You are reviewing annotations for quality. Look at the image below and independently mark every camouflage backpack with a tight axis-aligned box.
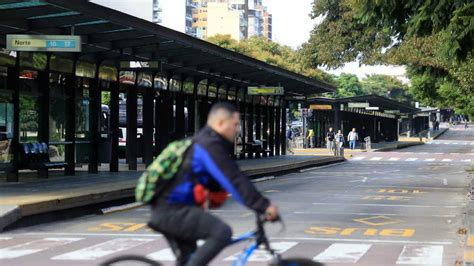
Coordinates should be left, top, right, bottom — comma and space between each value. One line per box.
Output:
135, 138, 192, 204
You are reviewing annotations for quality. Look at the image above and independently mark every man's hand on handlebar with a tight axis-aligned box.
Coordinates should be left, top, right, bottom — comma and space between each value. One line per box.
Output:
265, 204, 279, 222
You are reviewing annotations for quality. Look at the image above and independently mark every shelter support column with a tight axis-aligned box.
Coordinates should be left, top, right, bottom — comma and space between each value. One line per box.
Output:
175, 83, 185, 139
268, 103, 275, 157
6, 61, 20, 182
126, 81, 138, 170
65, 70, 76, 176
281, 100, 287, 155
275, 101, 281, 156
255, 99, 261, 158
247, 98, 254, 158
109, 79, 119, 172
88, 64, 100, 174
143, 86, 154, 166
334, 102, 341, 131
262, 97, 269, 157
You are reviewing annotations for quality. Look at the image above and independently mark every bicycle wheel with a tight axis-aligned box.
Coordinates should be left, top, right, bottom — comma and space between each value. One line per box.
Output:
278, 258, 324, 266
100, 255, 161, 266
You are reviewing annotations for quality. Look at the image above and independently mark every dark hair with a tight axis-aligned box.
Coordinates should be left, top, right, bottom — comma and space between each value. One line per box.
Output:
209, 102, 238, 115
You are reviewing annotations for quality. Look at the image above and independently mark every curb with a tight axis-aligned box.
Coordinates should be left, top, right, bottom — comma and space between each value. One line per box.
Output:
429, 127, 449, 140
0, 157, 345, 232
0, 205, 21, 232
371, 141, 424, 152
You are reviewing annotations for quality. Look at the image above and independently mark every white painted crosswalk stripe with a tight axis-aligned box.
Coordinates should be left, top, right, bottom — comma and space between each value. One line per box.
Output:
424, 158, 436, 162
370, 157, 382, 161
396, 245, 443, 265
388, 157, 400, 161
353, 156, 365, 160
313, 243, 371, 263
405, 158, 418, 161
0, 238, 82, 259
51, 238, 153, 261
441, 159, 452, 162
461, 159, 472, 162
224, 242, 297, 262
147, 248, 176, 261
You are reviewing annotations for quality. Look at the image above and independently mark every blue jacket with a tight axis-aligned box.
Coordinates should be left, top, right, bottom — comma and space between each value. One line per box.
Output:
155, 126, 270, 213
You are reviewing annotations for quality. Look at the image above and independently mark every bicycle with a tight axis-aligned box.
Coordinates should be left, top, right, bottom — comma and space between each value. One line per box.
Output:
100, 214, 323, 266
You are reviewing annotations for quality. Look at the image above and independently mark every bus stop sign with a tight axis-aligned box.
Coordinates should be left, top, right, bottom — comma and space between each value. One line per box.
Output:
6, 34, 82, 52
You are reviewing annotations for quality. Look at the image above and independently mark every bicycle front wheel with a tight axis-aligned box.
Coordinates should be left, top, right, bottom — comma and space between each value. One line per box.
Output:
100, 255, 161, 266
278, 258, 324, 266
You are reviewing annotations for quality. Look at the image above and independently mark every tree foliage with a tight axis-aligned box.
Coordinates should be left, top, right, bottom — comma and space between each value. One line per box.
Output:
333, 73, 413, 103
206, 34, 336, 85
305, 0, 474, 116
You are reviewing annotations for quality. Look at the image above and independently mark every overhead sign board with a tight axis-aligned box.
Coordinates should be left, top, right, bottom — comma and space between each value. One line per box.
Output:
248, 86, 284, 96
285, 95, 306, 101
384, 110, 400, 114
310, 104, 332, 110
6, 34, 82, 52
365, 106, 380, 110
348, 102, 370, 108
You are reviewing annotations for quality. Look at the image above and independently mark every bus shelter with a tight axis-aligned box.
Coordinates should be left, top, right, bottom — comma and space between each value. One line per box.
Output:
306, 95, 420, 147
0, 0, 334, 181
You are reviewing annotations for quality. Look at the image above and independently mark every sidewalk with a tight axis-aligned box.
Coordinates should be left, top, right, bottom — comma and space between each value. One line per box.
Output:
0, 155, 344, 232
293, 141, 423, 157
293, 128, 449, 157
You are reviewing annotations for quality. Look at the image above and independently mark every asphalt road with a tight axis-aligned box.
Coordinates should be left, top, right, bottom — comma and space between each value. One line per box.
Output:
1, 125, 473, 266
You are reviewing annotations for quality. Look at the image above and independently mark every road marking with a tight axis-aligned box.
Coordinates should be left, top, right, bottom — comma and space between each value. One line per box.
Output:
405, 158, 418, 161
25, 232, 163, 238
354, 216, 402, 226
147, 248, 176, 261
396, 245, 443, 265
353, 156, 365, 160
0, 238, 82, 259
369, 157, 382, 161
441, 159, 452, 162
434, 152, 444, 154
312, 203, 459, 208
294, 211, 455, 218
0, 237, 12, 241
424, 158, 436, 162
443, 178, 448, 186
224, 242, 297, 261
449, 153, 460, 155
313, 243, 371, 263
462, 159, 472, 162
52, 238, 153, 260
388, 157, 400, 161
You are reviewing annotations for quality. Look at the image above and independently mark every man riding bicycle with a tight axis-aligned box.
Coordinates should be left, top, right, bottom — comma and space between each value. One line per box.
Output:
148, 102, 279, 266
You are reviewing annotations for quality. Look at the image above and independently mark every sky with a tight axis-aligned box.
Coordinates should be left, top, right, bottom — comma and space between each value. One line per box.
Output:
91, 0, 406, 80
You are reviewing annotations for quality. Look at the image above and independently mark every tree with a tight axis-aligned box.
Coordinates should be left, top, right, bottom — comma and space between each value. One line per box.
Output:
304, 0, 474, 116
335, 73, 364, 98
361, 74, 413, 104
206, 34, 337, 86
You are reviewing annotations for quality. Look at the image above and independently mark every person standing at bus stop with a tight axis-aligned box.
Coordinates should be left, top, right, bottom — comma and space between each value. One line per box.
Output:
347, 128, 359, 150
286, 125, 294, 154
326, 127, 335, 153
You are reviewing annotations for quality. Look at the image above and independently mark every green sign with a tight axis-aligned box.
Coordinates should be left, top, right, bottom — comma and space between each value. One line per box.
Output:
6, 34, 82, 52
248, 86, 284, 95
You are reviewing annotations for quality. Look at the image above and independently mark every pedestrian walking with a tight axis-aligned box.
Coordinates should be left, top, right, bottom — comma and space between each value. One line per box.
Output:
347, 128, 358, 150
335, 130, 344, 156
326, 127, 335, 153
286, 125, 294, 154
307, 129, 315, 148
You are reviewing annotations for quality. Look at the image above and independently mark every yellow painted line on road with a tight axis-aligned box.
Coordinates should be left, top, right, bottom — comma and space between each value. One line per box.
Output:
465, 250, 474, 262
468, 235, 474, 246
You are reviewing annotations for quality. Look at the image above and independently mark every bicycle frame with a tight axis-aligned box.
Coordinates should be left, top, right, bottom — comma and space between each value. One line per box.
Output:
228, 217, 280, 266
